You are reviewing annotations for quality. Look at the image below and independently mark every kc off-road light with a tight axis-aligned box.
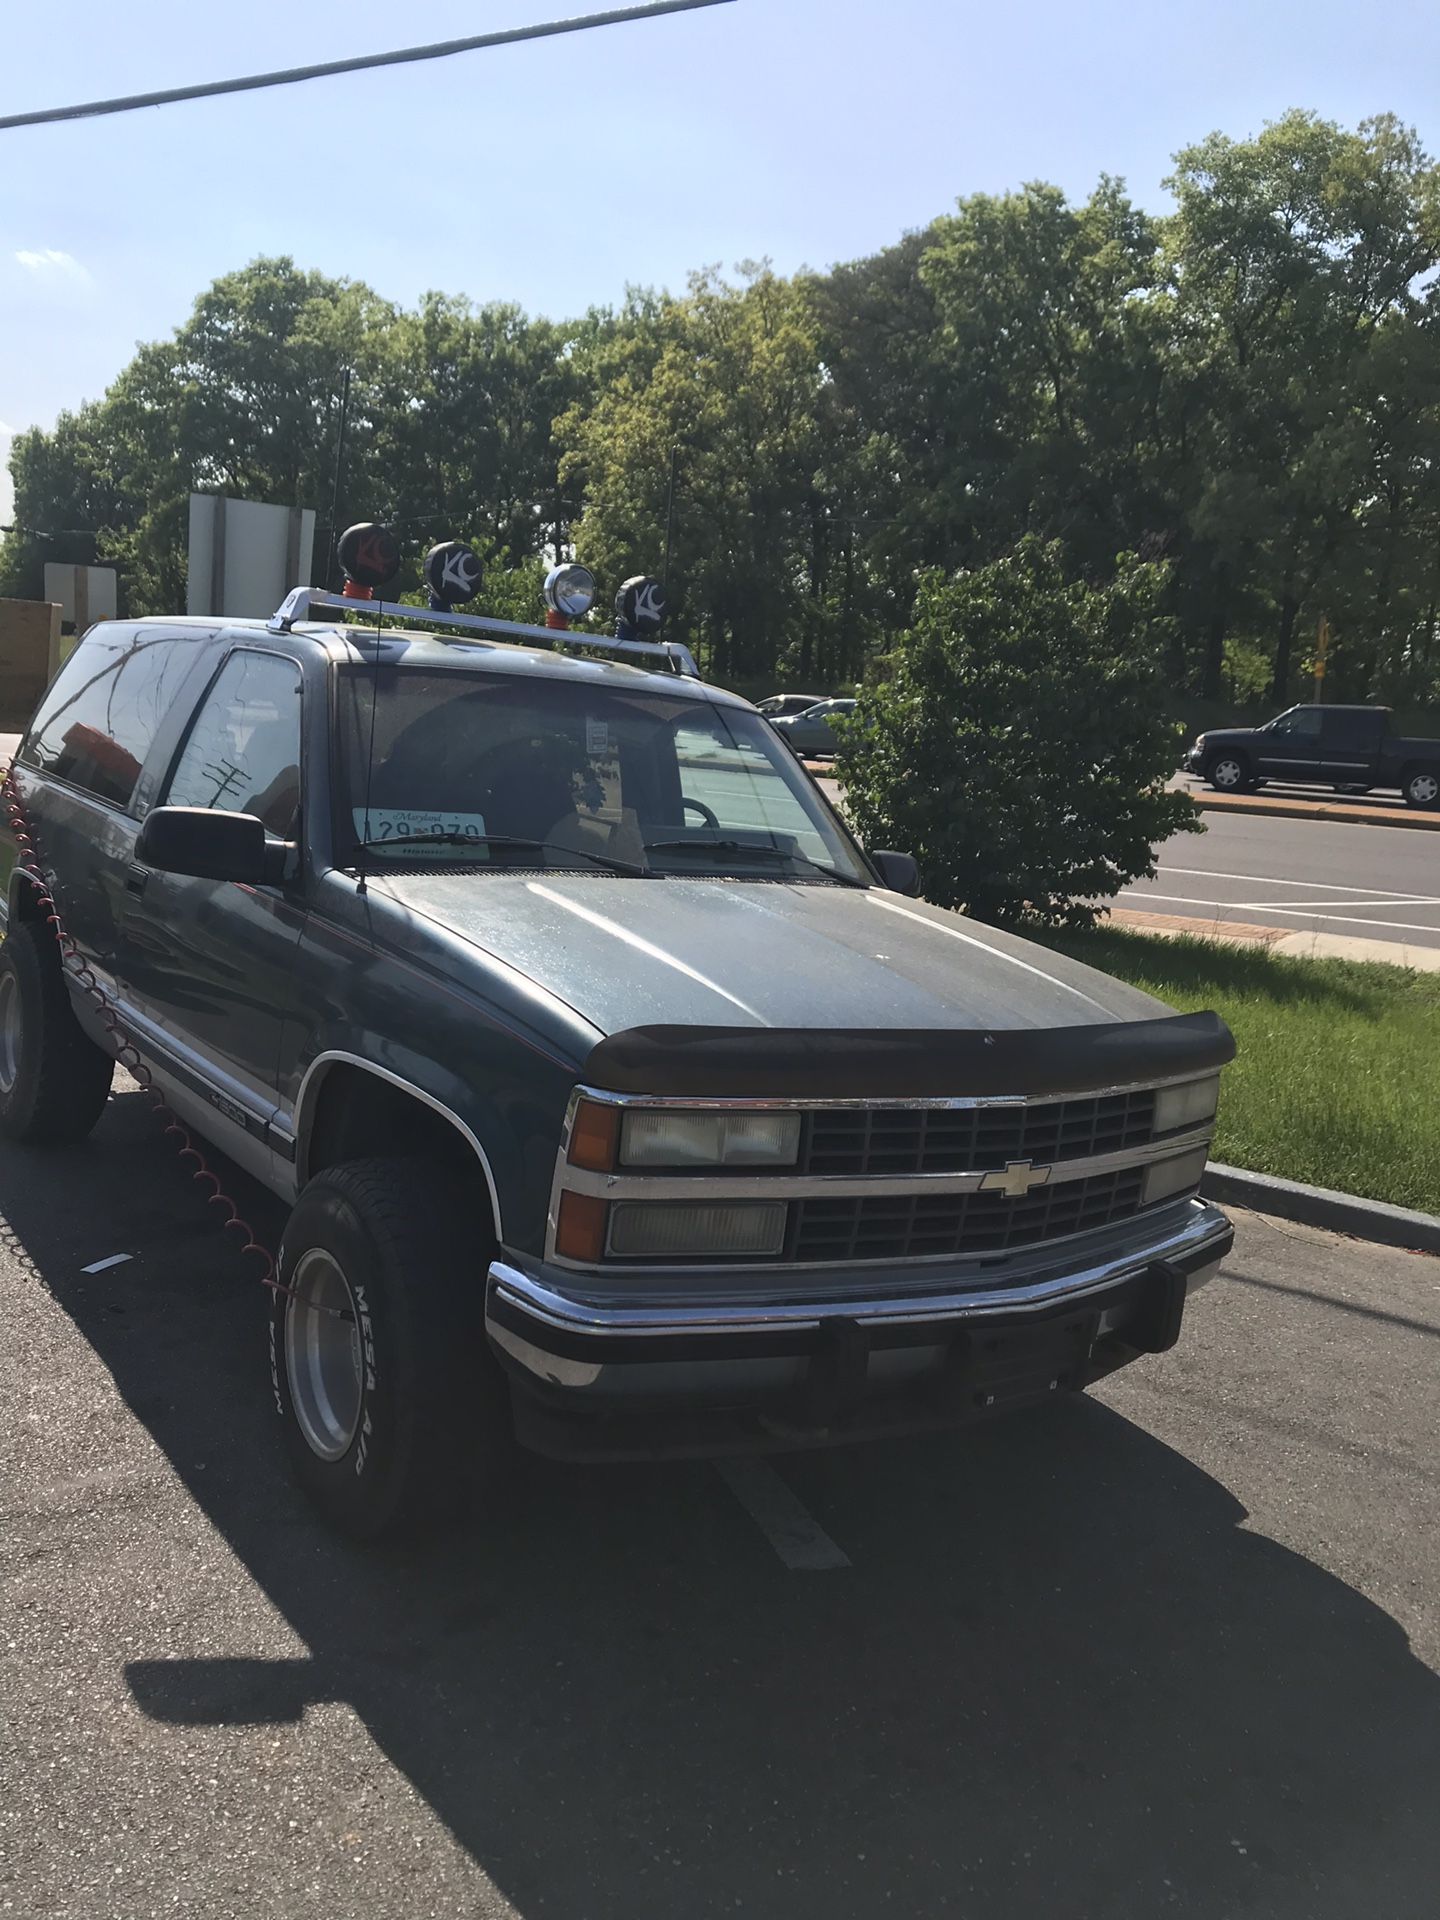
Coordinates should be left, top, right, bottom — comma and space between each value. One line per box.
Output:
619, 1108, 802, 1169
424, 540, 483, 611
616, 575, 668, 634
1153, 1076, 1220, 1135
544, 564, 597, 620
337, 521, 401, 598
1141, 1146, 1209, 1208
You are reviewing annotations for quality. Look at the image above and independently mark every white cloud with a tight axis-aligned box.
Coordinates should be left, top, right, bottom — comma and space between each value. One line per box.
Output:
14, 247, 90, 283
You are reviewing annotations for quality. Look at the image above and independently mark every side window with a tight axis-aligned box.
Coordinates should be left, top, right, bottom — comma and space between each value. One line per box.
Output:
22, 626, 191, 808
672, 712, 835, 862
1323, 710, 1382, 753
164, 652, 302, 837
1274, 706, 1322, 739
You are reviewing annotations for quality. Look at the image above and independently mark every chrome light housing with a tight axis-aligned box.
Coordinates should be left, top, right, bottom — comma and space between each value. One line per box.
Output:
620, 1109, 802, 1169
544, 563, 597, 618
1154, 1076, 1220, 1135
608, 1201, 788, 1260
1141, 1145, 1210, 1208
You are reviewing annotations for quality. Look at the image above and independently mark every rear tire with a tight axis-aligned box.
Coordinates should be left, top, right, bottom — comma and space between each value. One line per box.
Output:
1204, 752, 1253, 794
1402, 767, 1439, 810
270, 1157, 509, 1538
0, 920, 114, 1145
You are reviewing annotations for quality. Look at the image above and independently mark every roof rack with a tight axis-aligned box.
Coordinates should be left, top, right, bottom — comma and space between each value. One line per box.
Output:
267, 587, 701, 679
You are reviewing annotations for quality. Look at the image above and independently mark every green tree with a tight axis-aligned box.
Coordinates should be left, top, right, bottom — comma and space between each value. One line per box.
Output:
369, 294, 580, 571
558, 266, 838, 683
0, 406, 126, 601
1158, 111, 1440, 699
2, 258, 395, 613
835, 541, 1199, 927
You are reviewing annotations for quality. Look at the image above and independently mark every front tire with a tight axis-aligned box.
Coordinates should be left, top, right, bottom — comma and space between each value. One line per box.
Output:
1403, 767, 1439, 810
1204, 751, 1253, 794
270, 1158, 507, 1538
0, 920, 114, 1145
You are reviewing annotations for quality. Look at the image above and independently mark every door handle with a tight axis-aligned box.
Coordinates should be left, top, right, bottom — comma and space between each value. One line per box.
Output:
126, 865, 150, 896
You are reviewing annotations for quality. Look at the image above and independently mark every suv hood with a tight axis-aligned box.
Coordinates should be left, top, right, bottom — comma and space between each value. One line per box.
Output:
377, 872, 1167, 1037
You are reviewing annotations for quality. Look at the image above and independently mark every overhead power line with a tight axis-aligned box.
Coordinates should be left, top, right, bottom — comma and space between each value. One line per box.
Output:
0, 0, 735, 132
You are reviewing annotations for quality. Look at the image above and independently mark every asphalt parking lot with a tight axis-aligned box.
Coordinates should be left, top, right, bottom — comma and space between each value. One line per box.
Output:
4, 1087, 1439, 1919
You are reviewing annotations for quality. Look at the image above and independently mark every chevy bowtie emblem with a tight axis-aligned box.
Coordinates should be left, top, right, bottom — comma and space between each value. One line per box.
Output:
980, 1159, 1052, 1198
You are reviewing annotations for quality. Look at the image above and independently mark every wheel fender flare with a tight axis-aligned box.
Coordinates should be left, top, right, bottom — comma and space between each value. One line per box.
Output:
292, 1052, 506, 1242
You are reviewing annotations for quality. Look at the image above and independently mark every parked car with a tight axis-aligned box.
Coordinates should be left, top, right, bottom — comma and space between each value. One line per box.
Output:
0, 590, 1233, 1537
770, 697, 857, 759
1184, 705, 1440, 808
757, 692, 827, 718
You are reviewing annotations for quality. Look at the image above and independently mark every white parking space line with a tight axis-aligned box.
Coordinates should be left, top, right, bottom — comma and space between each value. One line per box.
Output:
1228, 897, 1439, 911
1158, 865, 1440, 902
1116, 890, 1440, 936
715, 1458, 852, 1571
80, 1253, 133, 1274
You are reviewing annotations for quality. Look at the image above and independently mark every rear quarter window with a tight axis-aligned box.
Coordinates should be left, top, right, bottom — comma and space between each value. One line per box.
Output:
21, 625, 196, 809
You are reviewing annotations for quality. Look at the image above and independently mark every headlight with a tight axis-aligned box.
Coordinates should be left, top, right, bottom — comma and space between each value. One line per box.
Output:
620, 1109, 802, 1168
544, 563, 596, 618
608, 1201, 787, 1259
1141, 1146, 1209, 1207
1153, 1076, 1220, 1135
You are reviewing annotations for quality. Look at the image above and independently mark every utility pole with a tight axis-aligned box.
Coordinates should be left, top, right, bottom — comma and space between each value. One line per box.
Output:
326, 367, 352, 590
1313, 612, 1330, 704
663, 444, 679, 588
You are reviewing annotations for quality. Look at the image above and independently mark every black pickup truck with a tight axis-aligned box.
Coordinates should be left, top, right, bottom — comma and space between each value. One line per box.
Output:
0, 578, 1234, 1537
1184, 705, 1440, 807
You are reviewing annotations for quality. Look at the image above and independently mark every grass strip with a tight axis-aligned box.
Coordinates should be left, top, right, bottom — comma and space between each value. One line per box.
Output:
1036, 927, 1440, 1215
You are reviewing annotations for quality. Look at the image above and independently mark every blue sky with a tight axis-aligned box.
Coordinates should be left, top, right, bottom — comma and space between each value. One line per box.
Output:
3, 0, 1438, 519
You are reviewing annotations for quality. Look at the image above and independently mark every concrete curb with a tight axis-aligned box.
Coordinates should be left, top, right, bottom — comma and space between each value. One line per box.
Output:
1188, 793, 1440, 831
1108, 908, 1440, 972
1202, 1162, 1440, 1256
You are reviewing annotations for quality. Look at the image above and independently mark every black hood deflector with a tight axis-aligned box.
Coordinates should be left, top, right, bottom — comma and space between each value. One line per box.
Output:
583, 1011, 1235, 1101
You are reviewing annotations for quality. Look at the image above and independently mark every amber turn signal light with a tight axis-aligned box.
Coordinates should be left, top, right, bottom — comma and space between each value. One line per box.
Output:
555, 1191, 608, 1263
567, 1099, 620, 1172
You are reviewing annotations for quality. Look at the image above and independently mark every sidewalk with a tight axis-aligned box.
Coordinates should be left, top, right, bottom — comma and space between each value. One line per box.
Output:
1109, 906, 1440, 971
1182, 781, 1440, 831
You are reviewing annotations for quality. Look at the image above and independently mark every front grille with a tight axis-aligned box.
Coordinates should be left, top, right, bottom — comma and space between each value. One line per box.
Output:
790, 1167, 1149, 1263
802, 1090, 1156, 1178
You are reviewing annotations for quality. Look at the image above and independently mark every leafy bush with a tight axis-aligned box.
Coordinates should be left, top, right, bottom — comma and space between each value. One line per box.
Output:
1221, 636, 1272, 704
834, 539, 1201, 927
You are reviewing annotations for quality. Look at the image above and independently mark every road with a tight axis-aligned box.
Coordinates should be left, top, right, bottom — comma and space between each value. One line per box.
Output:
808, 765, 1440, 953
1123, 796, 1440, 952
4, 1087, 1439, 1919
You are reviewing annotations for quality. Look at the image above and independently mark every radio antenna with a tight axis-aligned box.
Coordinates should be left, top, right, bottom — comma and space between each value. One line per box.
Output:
331, 523, 403, 894
356, 608, 384, 898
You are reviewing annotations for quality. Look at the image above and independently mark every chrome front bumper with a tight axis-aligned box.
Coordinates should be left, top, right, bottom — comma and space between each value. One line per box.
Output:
485, 1199, 1233, 1418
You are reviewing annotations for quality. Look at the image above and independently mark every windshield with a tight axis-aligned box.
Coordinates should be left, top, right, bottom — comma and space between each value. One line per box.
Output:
335, 666, 871, 884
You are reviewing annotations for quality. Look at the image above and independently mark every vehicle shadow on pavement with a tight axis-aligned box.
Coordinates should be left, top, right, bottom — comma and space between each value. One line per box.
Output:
8, 1089, 1440, 1919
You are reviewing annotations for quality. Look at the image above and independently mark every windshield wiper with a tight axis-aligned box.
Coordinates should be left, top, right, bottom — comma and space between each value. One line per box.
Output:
358, 831, 654, 877
643, 838, 869, 888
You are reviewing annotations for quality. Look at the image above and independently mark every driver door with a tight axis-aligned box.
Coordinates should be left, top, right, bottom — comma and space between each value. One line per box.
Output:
1254, 706, 1325, 784
119, 647, 307, 1176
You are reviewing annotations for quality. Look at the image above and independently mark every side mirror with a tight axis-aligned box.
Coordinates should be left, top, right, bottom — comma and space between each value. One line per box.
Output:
870, 849, 920, 896
135, 807, 289, 886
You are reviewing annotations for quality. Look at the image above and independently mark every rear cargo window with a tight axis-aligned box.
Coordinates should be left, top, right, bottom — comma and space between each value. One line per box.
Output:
21, 626, 193, 809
